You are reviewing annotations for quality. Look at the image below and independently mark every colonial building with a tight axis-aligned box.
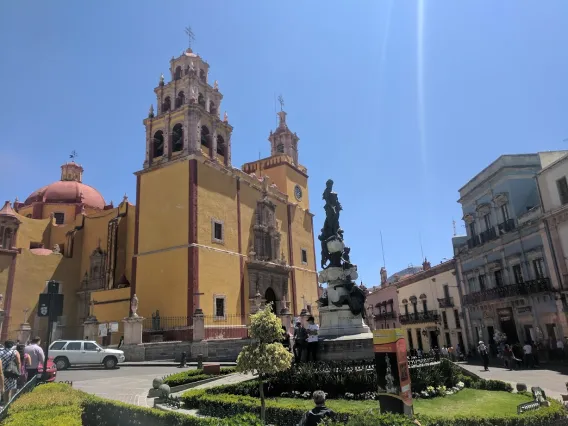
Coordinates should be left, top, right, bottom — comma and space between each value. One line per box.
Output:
536, 153, 568, 343
453, 152, 567, 351
0, 46, 318, 344
367, 268, 400, 331
395, 260, 466, 353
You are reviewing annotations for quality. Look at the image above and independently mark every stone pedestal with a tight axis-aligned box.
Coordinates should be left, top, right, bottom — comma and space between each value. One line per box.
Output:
122, 316, 144, 345
83, 318, 99, 341
17, 323, 32, 344
280, 310, 292, 333
193, 309, 205, 342
318, 305, 371, 338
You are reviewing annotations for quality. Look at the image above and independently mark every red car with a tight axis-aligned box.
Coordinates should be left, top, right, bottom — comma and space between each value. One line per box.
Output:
37, 358, 57, 382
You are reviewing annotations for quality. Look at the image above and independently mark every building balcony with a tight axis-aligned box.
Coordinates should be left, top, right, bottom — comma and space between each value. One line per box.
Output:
462, 277, 553, 306
437, 297, 455, 308
399, 310, 439, 325
479, 227, 498, 244
497, 219, 516, 235
467, 235, 481, 249
374, 311, 396, 321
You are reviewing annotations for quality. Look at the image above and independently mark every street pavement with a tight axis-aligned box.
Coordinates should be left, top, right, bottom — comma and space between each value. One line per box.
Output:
459, 361, 567, 401
57, 366, 188, 407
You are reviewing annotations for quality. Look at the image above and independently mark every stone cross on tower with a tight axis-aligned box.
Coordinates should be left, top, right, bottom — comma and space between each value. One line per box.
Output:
185, 26, 195, 49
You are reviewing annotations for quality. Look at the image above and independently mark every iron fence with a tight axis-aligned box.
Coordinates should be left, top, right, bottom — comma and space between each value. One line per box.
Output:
203, 314, 248, 340
463, 278, 553, 305
399, 310, 440, 325
0, 374, 39, 420
142, 316, 194, 342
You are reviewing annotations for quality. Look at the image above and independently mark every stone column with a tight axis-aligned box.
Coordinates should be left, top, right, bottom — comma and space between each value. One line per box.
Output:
17, 323, 31, 344
193, 308, 205, 342
122, 316, 144, 345
83, 318, 99, 341
280, 310, 292, 334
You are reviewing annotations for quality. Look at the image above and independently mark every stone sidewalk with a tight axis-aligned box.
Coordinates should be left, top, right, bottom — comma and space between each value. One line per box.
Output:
459, 362, 566, 401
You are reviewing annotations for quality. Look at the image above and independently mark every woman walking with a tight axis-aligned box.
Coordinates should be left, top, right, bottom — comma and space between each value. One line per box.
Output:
16, 344, 30, 389
0, 341, 21, 403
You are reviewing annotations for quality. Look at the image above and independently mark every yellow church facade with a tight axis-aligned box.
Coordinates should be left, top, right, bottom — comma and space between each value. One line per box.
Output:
0, 45, 318, 344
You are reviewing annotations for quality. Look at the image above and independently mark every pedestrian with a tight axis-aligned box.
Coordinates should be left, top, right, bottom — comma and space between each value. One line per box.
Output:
0, 340, 21, 403
293, 320, 307, 363
15, 344, 30, 389
117, 336, 124, 349
281, 325, 291, 351
24, 336, 45, 380
297, 390, 335, 426
306, 316, 319, 362
478, 340, 490, 371
503, 344, 513, 370
523, 341, 534, 369
532, 341, 540, 367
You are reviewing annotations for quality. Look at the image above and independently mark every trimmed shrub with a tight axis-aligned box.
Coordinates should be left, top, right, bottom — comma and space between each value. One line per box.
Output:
164, 366, 236, 387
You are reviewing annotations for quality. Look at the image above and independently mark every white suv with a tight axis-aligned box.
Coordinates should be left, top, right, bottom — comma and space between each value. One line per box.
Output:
49, 340, 125, 370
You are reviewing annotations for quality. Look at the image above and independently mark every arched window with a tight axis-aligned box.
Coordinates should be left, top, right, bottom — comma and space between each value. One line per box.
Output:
184, 66, 189, 75
201, 126, 210, 148
198, 93, 205, 107
174, 66, 182, 81
3, 228, 12, 249
175, 91, 185, 108
216, 135, 225, 156
276, 143, 284, 153
199, 69, 206, 82
162, 97, 171, 113
172, 124, 183, 152
209, 101, 217, 115
153, 131, 164, 158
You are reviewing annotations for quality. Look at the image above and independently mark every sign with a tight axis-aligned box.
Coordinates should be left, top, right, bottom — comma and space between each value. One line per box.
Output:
531, 387, 546, 402
109, 322, 119, 333
517, 400, 541, 414
497, 307, 513, 322
373, 329, 413, 416
98, 323, 108, 337
37, 293, 64, 320
517, 306, 532, 315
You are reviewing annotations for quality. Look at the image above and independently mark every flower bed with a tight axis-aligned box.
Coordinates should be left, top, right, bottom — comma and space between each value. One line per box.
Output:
163, 367, 236, 387
2, 382, 261, 426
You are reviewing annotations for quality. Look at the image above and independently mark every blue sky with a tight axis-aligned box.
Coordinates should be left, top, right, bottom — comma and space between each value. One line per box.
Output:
2, 1, 568, 286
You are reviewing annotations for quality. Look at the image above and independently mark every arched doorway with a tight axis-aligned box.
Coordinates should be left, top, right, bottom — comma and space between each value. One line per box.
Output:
265, 288, 277, 312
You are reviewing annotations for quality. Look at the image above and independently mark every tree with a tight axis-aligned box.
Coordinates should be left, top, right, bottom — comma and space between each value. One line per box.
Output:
236, 305, 293, 424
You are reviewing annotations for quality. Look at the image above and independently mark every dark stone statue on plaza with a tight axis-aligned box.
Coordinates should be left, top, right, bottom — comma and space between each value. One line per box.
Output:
316, 179, 366, 317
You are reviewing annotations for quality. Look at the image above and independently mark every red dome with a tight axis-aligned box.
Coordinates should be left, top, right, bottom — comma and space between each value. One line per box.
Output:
24, 181, 106, 209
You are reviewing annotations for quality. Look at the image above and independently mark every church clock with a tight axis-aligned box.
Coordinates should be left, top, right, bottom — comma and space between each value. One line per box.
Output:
294, 184, 303, 201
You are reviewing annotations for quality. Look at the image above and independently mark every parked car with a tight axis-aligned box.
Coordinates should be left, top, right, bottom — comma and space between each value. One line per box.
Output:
37, 357, 57, 382
48, 340, 125, 370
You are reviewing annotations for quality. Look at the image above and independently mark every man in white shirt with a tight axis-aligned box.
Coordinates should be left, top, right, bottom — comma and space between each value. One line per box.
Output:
523, 341, 533, 368
306, 316, 319, 362
24, 336, 45, 379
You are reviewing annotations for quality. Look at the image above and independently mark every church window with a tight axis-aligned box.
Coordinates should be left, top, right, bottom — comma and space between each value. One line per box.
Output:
162, 97, 171, 113
172, 124, 183, 152
2, 228, 12, 249
175, 91, 185, 108
198, 93, 205, 107
209, 101, 217, 115
54, 212, 65, 225
214, 295, 226, 318
216, 135, 225, 156
199, 69, 206, 82
301, 248, 308, 264
174, 66, 182, 81
276, 143, 284, 153
201, 126, 211, 149
212, 219, 224, 243
153, 131, 164, 158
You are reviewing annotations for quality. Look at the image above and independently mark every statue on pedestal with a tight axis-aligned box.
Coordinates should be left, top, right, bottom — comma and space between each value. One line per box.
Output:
316, 179, 367, 318
131, 294, 139, 318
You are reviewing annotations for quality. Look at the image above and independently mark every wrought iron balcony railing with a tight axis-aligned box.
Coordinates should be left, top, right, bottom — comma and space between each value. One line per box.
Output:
480, 227, 498, 244
498, 219, 516, 235
462, 278, 552, 306
399, 310, 439, 325
437, 297, 455, 308
467, 235, 481, 249
374, 311, 396, 321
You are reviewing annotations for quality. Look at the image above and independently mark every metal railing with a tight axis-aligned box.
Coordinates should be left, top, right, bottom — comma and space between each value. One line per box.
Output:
374, 311, 396, 321
0, 375, 39, 420
399, 310, 440, 325
203, 314, 248, 340
463, 277, 553, 305
480, 227, 498, 244
437, 297, 454, 308
498, 218, 516, 234
467, 235, 481, 249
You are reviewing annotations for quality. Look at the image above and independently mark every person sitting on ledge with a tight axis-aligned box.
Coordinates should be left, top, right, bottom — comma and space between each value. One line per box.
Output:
298, 390, 335, 426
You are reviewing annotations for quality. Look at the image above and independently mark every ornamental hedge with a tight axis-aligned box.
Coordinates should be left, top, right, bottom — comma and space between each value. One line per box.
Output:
163, 366, 236, 387
182, 389, 567, 426
2, 383, 261, 426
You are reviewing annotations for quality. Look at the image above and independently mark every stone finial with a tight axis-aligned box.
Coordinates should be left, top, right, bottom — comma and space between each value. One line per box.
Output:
122, 193, 128, 204
159, 73, 165, 86
214, 80, 219, 90
148, 105, 155, 118
223, 111, 228, 123
130, 294, 139, 317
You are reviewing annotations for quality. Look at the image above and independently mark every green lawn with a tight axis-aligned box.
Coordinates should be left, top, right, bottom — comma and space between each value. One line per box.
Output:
261, 389, 532, 416
413, 389, 533, 417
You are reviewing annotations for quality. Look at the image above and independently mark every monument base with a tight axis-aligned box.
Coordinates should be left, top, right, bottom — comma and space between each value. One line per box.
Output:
318, 305, 370, 338
318, 333, 374, 361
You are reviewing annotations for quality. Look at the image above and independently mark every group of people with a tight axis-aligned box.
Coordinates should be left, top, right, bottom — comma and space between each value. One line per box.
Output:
280, 316, 320, 363
477, 339, 545, 371
0, 337, 45, 404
